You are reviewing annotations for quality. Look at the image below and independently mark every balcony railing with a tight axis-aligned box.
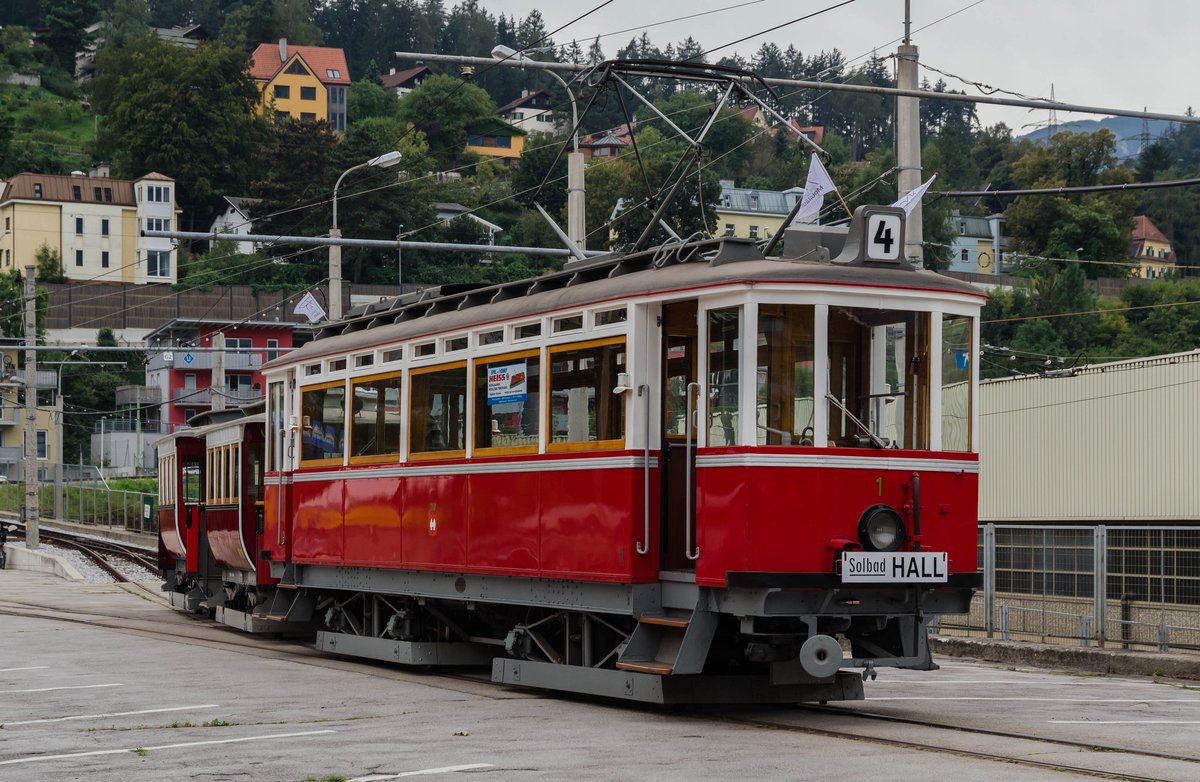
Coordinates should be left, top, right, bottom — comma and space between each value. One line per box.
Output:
146, 352, 263, 371
173, 387, 212, 405
115, 385, 162, 406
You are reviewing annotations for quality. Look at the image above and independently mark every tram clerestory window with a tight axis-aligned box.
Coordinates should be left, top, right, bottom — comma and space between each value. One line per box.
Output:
828, 307, 930, 450
300, 383, 346, 463
549, 339, 626, 448
410, 365, 467, 456
350, 373, 403, 460
756, 304, 815, 446
475, 354, 540, 453
708, 308, 741, 446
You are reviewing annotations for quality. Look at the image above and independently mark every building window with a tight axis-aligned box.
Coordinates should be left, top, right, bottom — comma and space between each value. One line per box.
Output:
350, 373, 403, 461
548, 338, 626, 449
1146, 246, 1153, 257
285, 60, 309, 75
101, 251, 109, 268
959, 221, 966, 235
104, 188, 112, 202
468, 134, 483, 146
301, 382, 346, 464
93, 186, 102, 200
749, 225, 759, 239
329, 86, 345, 104
101, 218, 109, 236
72, 185, 81, 201
300, 112, 317, 122
274, 84, 290, 99
36, 430, 48, 460
961, 249, 969, 262
724, 224, 735, 237
147, 250, 170, 277
266, 339, 279, 362
75, 217, 83, 235
326, 69, 341, 80
300, 86, 316, 100
75, 250, 83, 266
275, 110, 290, 121
750, 193, 759, 210
33, 183, 42, 198
409, 364, 467, 457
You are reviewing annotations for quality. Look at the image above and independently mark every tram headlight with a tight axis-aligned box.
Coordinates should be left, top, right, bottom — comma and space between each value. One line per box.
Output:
858, 505, 906, 552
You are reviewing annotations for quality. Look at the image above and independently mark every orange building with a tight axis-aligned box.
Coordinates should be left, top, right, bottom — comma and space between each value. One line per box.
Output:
249, 38, 350, 131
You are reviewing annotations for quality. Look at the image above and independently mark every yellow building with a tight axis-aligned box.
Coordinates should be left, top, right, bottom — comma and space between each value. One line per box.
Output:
0, 349, 58, 481
250, 39, 349, 132
1130, 215, 1177, 279
465, 118, 526, 166
0, 169, 180, 285
714, 185, 800, 241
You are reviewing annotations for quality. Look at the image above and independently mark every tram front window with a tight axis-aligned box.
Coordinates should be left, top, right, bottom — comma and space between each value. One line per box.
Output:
828, 307, 930, 449
756, 304, 815, 446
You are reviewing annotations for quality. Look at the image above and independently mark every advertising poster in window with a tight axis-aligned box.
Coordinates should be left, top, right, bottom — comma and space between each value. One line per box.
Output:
487, 361, 527, 405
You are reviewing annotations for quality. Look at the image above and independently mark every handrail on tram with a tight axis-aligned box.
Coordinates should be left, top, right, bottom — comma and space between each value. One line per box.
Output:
685, 382, 700, 561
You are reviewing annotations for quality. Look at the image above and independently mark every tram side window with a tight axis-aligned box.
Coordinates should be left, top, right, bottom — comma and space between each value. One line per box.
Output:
756, 304, 815, 446
350, 373, 403, 460
301, 384, 346, 464
708, 308, 740, 447
410, 365, 467, 456
183, 459, 200, 503
549, 339, 626, 448
941, 314, 972, 451
474, 354, 540, 453
268, 381, 285, 472
828, 308, 930, 449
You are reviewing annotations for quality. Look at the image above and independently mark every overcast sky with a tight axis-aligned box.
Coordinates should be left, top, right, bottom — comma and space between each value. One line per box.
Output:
481, 0, 1199, 129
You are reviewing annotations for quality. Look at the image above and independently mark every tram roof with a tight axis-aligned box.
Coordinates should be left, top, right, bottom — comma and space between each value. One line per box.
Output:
273, 235, 985, 369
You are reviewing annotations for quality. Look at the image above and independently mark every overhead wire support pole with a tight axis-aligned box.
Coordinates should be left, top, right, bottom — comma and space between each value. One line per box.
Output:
392, 52, 1200, 125
22, 265, 39, 549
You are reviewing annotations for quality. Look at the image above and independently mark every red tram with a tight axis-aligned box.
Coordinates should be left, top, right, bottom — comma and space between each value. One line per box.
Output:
159, 206, 985, 704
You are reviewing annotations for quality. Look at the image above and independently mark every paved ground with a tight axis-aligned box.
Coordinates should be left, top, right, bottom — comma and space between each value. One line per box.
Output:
3, 570, 1200, 781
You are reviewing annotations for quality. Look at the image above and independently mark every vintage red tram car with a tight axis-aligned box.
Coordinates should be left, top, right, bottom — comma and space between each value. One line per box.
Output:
161, 206, 985, 703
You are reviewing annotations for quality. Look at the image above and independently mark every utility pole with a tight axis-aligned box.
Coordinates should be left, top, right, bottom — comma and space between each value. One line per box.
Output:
211, 332, 226, 412
328, 225, 343, 322
896, 0, 923, 265
22, 265, 39, 549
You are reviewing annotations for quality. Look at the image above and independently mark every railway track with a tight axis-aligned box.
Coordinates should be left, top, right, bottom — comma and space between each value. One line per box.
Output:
5, 521, 158, 583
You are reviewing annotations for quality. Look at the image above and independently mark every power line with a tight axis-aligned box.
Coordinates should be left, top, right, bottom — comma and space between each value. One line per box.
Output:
935, 178, 1200, 199
984, 298, 1200, 325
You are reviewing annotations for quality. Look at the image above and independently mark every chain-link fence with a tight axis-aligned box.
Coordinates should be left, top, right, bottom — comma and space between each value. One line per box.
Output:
937, 524, 1200, 653
0, 479, 156, 533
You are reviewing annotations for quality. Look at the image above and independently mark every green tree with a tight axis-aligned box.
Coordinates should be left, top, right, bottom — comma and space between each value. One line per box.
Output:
397, 73, 496, 166
38, 0, 98, 73
35, 242, 66, 282
90, 37, 267, 227
348, 79, 400, 123
509, 132, 568, 214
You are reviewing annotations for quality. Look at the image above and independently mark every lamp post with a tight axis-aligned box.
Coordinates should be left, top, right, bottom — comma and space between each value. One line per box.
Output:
491, 45, 586, 248
99, 415, 108, 480
330, 150, 402, 321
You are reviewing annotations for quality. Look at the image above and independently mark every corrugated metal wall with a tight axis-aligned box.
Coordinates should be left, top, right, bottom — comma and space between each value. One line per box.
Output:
980, 351, 1200, 522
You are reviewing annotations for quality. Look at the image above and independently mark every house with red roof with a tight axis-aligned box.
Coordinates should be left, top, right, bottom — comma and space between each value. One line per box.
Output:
1130, 215, 1177, 279
381, 65, 431, 99
249, 38, 350, 132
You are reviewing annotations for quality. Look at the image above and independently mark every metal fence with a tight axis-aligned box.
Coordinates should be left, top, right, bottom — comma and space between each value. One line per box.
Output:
0, 479, 156, 533
937, 524, 1200, 653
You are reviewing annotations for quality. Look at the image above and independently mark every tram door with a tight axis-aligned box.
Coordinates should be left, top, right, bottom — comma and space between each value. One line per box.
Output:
660, 300, 698, 571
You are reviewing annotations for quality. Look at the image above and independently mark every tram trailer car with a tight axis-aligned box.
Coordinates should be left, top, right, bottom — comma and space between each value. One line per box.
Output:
165, 205, 985, 704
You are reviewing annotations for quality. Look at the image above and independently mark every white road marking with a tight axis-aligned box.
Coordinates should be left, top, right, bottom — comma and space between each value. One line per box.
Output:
8, 683, 123, 694
0, 666, 50, 673
872, 697, 1200, 702
1050, 720, 1200, 724
3, 704, 221, 727
0, 729, 336, 766
348, 764, 495, 781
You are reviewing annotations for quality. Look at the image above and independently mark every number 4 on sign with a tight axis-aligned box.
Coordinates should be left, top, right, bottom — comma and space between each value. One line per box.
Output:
866, 213, 902, 261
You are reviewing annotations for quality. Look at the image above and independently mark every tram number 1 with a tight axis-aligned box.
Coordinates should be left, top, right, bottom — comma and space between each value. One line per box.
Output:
866, 213, 902, 261
875, 476, 883, 497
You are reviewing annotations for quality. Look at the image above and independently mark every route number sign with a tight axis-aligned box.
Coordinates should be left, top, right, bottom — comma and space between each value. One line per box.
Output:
866, 213, 902, 262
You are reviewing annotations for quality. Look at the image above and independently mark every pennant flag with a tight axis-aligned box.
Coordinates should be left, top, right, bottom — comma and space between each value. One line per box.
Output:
792, 152, 837, 224
892, 172, 938, 216
293, 291, 327, 323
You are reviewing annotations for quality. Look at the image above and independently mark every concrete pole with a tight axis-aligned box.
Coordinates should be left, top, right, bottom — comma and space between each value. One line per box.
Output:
211, 332, 226, 412
135, 384, 142, 475
896, 5, 923, 265
54, 395, 63, 521
329, 227, 343, 321
567, 152, 586, 248
23, 265, 39, 548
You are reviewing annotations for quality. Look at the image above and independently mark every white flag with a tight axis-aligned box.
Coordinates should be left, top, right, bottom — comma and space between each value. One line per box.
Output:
892, 172, 938, 216
792, 152, 837, 224
293, 291, 327, 323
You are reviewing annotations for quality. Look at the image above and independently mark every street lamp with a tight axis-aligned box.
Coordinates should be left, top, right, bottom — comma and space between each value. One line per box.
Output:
491, 45, 586, 248
329, 150, 402, 321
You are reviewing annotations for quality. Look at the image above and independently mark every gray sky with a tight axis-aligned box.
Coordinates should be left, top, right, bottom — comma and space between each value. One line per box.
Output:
482, 0, 1199, 128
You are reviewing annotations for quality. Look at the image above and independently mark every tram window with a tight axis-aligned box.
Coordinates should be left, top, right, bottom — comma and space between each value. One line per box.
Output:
478, 330, 504, 346
247, 447, 263, 502
182, 459, 200, 504
329, 358, 347, 371
941, 314, 972, 451
305, 364, 320, 377
594, 308, 627, 327
549, 339, 626, 449
828, 308, 930, 450
553, 314, 583, 333
514, 322, 541, 340
474, 353, 540, 454
415, 342, 436, 358
350, 373, 403, 460
708, 308, 741, 447
300, 382, 347, 464
354, 353, 374, 368
268, 381, 285, 472
383, 347, 404, 363
409, 364, 467, 456
756, 305, 815, 446
445, 336, 468, 352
